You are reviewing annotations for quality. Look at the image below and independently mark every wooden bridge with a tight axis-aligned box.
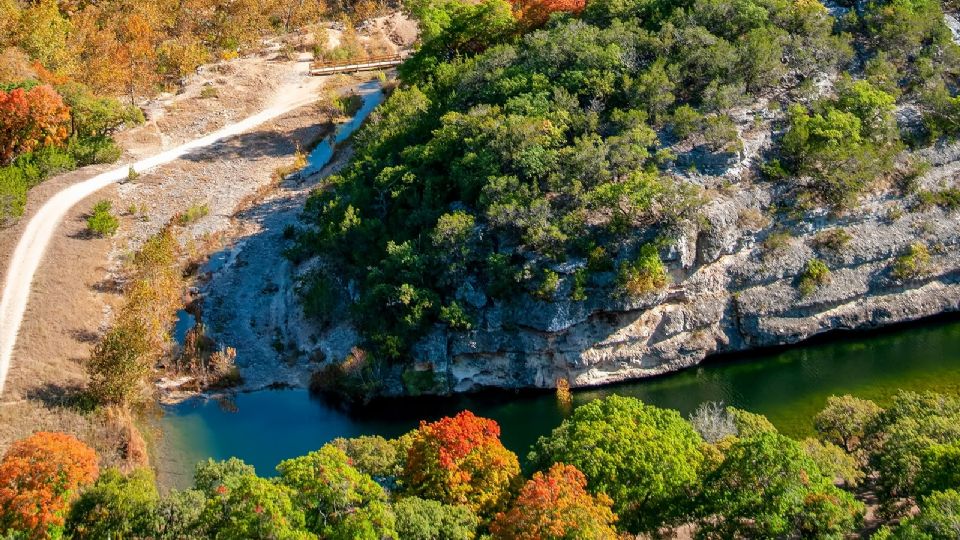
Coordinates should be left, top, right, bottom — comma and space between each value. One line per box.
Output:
310, 54, 404, 76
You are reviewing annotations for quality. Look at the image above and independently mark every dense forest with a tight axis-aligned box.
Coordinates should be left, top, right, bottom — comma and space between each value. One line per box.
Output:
293, 0, 960, 393
3, 391, 960, 538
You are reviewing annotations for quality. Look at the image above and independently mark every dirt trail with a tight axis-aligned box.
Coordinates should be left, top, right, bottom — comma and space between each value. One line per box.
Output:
0, 55, 327, 396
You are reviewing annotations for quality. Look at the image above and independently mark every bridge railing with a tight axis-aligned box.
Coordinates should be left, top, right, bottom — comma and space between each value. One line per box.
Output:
310, 54, 404, 73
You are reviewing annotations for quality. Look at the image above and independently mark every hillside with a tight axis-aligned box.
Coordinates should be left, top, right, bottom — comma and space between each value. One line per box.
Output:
290, 0, 960, 397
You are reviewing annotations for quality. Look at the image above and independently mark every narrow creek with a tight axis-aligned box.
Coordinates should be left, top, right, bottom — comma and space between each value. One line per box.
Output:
158, 315, 960, 488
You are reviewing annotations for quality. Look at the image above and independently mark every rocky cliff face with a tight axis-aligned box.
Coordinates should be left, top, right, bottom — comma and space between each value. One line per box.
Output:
393, 137, 960, 394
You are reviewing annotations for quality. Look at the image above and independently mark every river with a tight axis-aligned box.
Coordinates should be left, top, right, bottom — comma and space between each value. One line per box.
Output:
157, 316, 960, 487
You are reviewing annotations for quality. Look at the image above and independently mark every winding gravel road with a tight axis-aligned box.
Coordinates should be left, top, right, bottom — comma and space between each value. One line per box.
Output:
0, 74, 322, 395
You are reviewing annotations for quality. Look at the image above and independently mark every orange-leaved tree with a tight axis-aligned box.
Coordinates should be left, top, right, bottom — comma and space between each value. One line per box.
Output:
490, 463, 619, 539
510, 0, 586, 29
0, 432, 99, 539
0, 84, 70, 164
402, 410, 519, 517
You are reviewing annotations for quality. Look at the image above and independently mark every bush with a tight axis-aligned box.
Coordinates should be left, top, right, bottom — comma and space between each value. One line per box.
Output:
812, 228, 853, 254
87, 199, 119, 237
617, 243, 668, 298
175, 202, 209, 225
798, 258, 831, 297
892, 242, 932, 280
0, 166, 26, 226
916, 188, 960, 211
66, 136, 122, 166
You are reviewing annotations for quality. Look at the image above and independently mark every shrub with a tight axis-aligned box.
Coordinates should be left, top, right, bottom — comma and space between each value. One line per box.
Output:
811, 228, 853, 254
439, 301, 473, 330
175, 202, 209, 225
0, 166, 26, 226
762, 230, 793, 254
616, 243, 668, 298
798, 258, 831, 297
892, 242, 931, 280
87, 199, 119, 237
533, 269, 559, 301
916, 188, 960, 211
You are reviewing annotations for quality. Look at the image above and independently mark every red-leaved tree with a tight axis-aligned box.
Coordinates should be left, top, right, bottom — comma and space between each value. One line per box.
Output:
510, 0, 586, 29
402, 411, 519, 517
490, 463, 619, 540
0, 84, 70, 164
0, 432, 99, 539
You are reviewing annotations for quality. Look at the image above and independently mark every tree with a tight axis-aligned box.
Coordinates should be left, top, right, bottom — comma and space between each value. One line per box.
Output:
203, 473, 315, 539
86, 318, 153, 406
329, 435, 402, 482
510, 0, 586, 29
0, 432, 98, 539
490, 463, 618, 540
688, 401, 738, 443
867, 391, 960, 502
150, 489, 210, 540
394, 497, 479, 540
814, 395, 883, 452
13, 0, 74, 75
878, 489, 960, 539
801, 438, 864, 488
0, 84, 70, 165
65, 467, 159, 539
194, 457, 258, 496
529, 396, 704, 532
277, 445, 396, 538
402, 411, 520, 517
699, 433, 864, 538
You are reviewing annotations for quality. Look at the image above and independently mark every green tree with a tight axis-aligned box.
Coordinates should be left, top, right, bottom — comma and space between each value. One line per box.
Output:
867, 391, 960, 502
814, 395, 883, 452
151, 489, 210, 540
529, 396, 704, 532
204, 474, 314, 539
394, 497, 479, 540
276, 445, 395, 539
877, 489, 960, 539
66, 468, 159, 539
699, 433, 864, 538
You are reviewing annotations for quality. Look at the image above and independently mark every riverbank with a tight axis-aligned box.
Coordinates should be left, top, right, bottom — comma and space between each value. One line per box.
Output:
156, 310, 960, 488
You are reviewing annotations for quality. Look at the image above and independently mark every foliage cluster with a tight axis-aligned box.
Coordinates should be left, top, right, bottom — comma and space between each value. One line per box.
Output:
86, 199, 119, 237
299, 0, 854, 362
86, 227, 183, 407
8, 391, 960, 538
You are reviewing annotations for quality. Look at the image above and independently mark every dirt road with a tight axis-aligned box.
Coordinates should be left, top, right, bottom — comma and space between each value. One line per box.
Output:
0, 58, 327, 395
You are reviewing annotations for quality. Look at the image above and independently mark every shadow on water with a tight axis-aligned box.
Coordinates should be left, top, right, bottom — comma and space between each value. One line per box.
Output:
159, 313, 960, 487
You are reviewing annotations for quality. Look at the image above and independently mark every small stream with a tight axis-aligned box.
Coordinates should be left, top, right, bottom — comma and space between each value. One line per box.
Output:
158, 316, 960, 487
301, 80, 386, 176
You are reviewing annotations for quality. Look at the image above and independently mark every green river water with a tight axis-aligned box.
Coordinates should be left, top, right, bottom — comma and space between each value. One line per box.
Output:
158, 316, 960, 487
